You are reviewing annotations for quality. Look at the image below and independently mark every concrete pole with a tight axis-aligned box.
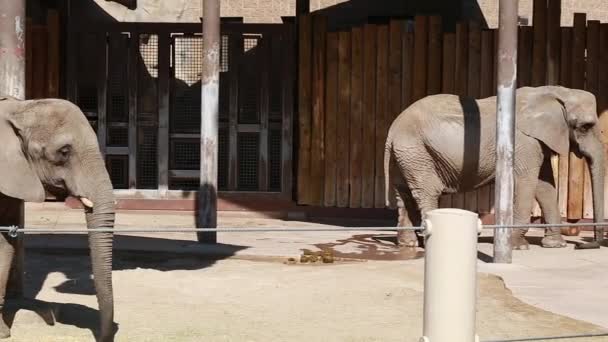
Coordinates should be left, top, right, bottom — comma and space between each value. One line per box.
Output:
421, 209, 480, 342
493, 0, 519, 264
198, 0, 220, 244
0, 0, 26, 298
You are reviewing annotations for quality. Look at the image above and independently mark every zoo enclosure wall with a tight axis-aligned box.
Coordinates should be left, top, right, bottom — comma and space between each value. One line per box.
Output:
296, 5, 608, 223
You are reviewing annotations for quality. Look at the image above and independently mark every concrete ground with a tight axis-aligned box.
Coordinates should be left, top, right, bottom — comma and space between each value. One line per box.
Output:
3, 203, 608, 341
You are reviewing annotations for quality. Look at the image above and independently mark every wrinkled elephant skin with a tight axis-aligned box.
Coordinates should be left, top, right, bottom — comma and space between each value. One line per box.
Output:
0, 97, 116, 341
384, 86, 605, 250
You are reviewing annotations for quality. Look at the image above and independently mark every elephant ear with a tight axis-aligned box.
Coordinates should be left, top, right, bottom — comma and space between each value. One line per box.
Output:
0, 116, 46, 202
516, 95, 570, 156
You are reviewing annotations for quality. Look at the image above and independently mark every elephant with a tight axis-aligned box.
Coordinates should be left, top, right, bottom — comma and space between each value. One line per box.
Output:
0, 96, 116, 341
384, 85, 605, 250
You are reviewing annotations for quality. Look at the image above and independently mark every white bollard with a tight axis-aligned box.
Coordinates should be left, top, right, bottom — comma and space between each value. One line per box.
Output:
420, 208, 481, 342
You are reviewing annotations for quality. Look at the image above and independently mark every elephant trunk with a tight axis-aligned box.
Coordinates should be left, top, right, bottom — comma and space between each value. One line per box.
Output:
580, 132, 605, 246
83, 159, 116, 341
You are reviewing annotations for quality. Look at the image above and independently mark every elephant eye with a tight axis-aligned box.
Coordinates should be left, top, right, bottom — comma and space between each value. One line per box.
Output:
56, 145, 72, 163
579, 123, 594, 132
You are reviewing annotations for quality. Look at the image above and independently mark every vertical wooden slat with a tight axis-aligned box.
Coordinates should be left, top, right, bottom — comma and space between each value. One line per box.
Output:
412, 16, 428, 102
517, 26, 533, 87
453, 22, 469, 209
349, 27, 363, 208
375, 26, 389, 208
361, 24, 377, 208
583, 20, 600, 219
599, 24, 608, 215
297, 15, 313, 204
567, 13, 586, 221
32, 26, 48, 99
492, 29, 498, 97
441, 33, 456, 94
389, 20, 403, 116
438, 32, 456, 208
324, 32, 339, 206
157, 33, 170, 196
97, 32, 108, 156
477, 30, 494, 214
427, 15, 442, 95
310, 15, 327, 205
401, 30, 414, 109
259, 37, 270, 192
546, 0, 561, 85
480, 31, 494, 98
46, 10, 60, 98
281, 28, 295, 200
337, 31, 351, 207
386, 21, 404, 208
558, 27, 572, 218
25, 18, 32, 99
465, 21, 481, 212
532, 0, 547, 86
228, 34, 241, 191
128, 33, 139, 189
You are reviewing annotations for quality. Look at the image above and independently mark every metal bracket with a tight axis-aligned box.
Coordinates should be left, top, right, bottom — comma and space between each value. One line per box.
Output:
422, 219, 432, 237
8, 226, 19, 238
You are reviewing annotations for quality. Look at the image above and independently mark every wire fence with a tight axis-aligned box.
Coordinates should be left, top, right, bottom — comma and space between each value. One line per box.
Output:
1, 221, 608, 237
1, 218, 607, 341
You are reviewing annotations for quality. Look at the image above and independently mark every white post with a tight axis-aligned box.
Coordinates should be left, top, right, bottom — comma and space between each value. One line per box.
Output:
421, 209, 480, 342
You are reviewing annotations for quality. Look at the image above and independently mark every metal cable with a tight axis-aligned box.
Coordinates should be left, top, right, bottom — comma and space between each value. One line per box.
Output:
1, 221, 607, 237
0, 226, 422, 237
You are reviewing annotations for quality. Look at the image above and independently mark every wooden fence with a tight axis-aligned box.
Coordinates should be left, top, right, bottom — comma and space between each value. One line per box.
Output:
25, 10, 61, 100
297, 4, 608, 221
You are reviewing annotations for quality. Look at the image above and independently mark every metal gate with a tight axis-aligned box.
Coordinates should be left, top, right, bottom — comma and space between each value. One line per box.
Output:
66, 22, 294, 198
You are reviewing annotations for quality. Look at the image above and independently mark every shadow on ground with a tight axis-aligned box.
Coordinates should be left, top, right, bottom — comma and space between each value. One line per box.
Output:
8, 234, 247, 340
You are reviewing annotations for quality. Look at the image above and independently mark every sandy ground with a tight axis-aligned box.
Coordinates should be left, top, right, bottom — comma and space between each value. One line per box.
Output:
2, 203, 608, 341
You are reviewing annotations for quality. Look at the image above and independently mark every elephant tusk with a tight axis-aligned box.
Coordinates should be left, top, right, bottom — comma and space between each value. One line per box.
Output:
80, 197, 94, 208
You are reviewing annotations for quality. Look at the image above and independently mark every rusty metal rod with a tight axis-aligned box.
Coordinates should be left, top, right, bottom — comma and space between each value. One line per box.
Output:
198, 0, 221, 244
494, 0, 519, 263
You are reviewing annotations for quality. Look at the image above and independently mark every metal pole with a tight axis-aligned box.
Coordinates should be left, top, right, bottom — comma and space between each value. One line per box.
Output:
421, 209, 480, 342
198, 0, 220, 244
0, 0, 26, 297
493, 0, 518, 263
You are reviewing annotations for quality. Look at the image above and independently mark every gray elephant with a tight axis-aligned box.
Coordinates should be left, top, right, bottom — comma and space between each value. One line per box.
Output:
384, 86, 605, 250
0, 96, 115, 341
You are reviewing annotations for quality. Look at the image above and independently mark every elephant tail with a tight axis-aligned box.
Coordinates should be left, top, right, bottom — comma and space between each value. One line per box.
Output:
384, 140, 397, 209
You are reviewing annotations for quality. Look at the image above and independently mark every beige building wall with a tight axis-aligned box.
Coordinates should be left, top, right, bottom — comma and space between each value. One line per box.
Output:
476, 0, 608, 28
95, 0, 607, 26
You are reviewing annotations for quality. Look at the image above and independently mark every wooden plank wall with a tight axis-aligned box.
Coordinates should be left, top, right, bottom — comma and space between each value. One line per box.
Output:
297, 10, 608, 222
25, 10, 61, 100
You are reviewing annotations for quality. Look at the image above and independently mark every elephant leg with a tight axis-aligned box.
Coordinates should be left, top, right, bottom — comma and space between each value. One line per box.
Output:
0, 233, 15, 338
535, 159, 567, 248
512, 171, 541, 250
394, 183, 421, 247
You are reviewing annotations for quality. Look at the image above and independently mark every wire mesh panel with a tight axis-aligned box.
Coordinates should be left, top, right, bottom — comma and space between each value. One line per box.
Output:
218, 128, 228, 190
136, 34, 159, 189
76, 32, 103, 127
238, 132, 260, 190
106, 155, 129, 189
269, 129, 282, 191
107, 126, 128, 147
170, 139, 199, 170
238, 35, 262, 124
171, 35, 202, 133
107, 33, 129, 123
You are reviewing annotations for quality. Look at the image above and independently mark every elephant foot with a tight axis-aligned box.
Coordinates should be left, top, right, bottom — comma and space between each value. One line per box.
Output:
510, 228, 530, 250
396, 230, 418, 248
541, 235, 567, 248
0, 317, 9, 339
